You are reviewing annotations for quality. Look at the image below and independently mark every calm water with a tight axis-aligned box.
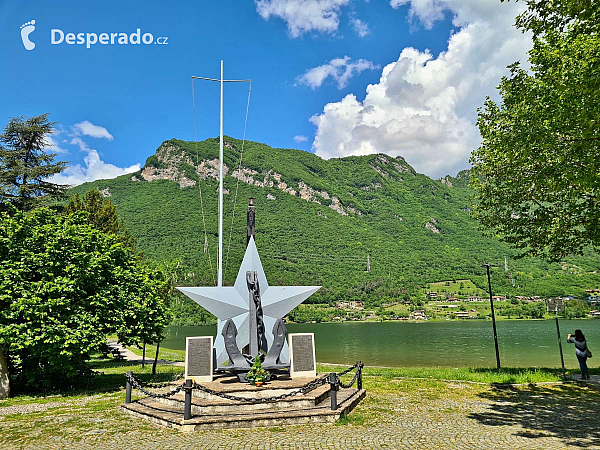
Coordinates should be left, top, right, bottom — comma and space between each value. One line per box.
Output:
162, 319, 600, 368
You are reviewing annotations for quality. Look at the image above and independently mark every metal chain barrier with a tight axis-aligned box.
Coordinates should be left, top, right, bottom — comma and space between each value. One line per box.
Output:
337, 368, 360, 389
125, 362, 363, 408
338, 362, 360, 377
126, 372, 185, 399
191, 374, 329, 404
140, 371, 185, 389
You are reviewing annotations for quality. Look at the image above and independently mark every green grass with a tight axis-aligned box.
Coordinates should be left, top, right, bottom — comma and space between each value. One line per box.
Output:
0, 356, 183, 408
127, 344, 185, 362
318, 363, 596, 385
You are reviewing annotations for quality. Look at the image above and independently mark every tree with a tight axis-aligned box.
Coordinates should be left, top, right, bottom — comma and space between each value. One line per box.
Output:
0, 114, 68, 211
471, 1, 600, 261
65, 189, 136, 250
0, 205, 171, 389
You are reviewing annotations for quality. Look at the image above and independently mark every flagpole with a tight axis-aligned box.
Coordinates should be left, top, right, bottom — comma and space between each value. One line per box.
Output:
218, 60, 224, 287
191, 66, 250, 288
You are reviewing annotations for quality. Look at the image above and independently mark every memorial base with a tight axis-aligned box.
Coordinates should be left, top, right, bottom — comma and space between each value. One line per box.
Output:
121, 373, 365, 430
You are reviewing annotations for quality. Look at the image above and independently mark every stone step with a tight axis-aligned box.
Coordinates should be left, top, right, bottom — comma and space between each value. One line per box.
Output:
154, 383, 331, 414
121, 388, 366, 431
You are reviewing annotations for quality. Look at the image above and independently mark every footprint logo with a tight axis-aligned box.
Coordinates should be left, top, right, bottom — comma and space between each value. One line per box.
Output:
20, 20, 36, 50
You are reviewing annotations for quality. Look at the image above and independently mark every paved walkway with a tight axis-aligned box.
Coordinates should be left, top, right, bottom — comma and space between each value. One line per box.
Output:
109, 342, 184, 367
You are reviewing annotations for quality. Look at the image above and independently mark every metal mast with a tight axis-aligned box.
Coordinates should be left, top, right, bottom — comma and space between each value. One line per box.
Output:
219, 61, 224, 287
191, 63, 251, 287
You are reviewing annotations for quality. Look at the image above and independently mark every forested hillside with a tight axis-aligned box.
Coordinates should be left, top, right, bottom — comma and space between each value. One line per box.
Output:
69, 137, 600, 313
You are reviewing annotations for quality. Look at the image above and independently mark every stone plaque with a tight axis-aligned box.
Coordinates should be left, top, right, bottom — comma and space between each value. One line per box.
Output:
185, 336, 213, 383
546, 298, 565, 313
289, 333, 316, 378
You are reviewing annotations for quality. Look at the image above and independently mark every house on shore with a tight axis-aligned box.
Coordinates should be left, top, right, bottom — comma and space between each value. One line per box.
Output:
410, 310, 427, 320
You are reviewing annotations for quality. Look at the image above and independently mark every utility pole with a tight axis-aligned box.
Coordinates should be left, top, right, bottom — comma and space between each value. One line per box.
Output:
247, 197, 255, 246
483, 263, 501, 373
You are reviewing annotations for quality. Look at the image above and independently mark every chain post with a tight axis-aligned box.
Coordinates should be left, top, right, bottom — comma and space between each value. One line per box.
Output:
329, 372, 338, 411
184, 379, 192, 420
125, 371, 132, 404
357, 361, 363, 390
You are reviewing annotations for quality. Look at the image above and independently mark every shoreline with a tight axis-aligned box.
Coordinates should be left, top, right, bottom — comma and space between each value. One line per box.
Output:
171, 316, 600, 327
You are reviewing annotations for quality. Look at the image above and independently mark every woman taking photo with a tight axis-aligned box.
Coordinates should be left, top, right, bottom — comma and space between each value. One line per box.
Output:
567, 329, 591, 379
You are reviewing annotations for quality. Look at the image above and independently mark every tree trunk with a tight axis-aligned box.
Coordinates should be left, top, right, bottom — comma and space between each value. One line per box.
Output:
0, 348, 10, 399
142, 341, 146, 369
152, 340, 160, 375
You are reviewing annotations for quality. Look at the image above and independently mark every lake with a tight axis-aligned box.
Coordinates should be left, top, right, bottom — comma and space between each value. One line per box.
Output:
162, 319, 600, 368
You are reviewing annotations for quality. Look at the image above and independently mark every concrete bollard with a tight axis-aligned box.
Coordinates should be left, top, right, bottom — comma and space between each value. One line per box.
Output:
357, 362, 363, 390
329, 372, 338, 411
125, 371, 132, 404
184, 379, 192, 420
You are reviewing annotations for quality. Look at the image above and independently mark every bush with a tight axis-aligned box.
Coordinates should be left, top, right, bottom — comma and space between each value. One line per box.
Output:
0, 206, 170, 389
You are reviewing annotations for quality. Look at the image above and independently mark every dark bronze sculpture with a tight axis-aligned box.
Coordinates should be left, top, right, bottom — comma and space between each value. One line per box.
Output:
246, 271, 266, 355
217, 276, 290, 382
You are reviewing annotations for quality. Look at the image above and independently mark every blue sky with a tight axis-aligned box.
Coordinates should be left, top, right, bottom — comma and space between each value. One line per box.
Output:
0, 0, 530, 183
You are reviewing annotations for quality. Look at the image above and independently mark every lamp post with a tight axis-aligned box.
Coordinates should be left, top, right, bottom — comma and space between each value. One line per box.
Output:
546, 298, 566, 378
483, 263, 501, 373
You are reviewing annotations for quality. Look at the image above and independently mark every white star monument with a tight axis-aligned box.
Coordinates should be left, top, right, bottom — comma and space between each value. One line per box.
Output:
178, 237, 321, 366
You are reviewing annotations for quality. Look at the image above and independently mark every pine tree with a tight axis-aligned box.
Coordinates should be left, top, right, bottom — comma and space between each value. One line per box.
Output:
65, 189, 136, 250
0, 114, 68, 211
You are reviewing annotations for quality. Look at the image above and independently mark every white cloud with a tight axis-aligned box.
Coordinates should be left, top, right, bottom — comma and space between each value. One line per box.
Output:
390, 0, 445, 29
49, 137, 140, 186
255, 0, 350, 37
43, 134, 68, 154
350, 16, 370, 37
297, 56, 379, 89
294, 135, 309, 142
73, 120, 114, 140
310, 0, 531, 178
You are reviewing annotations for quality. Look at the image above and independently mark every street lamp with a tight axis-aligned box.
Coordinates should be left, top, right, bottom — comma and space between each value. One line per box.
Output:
482, 263, 501, 373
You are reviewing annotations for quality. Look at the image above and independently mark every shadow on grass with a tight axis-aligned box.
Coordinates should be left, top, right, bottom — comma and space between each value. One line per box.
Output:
468, 366, 593, 384
361, 365, 595, 384
469, 382, 600, 447
7, 357, 183, 400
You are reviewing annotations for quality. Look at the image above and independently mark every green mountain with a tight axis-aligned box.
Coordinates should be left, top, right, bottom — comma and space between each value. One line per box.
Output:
70, 137, 600, 308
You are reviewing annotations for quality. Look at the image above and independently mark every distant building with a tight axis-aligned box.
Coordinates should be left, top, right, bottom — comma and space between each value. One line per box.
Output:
515, 296, 542, 302
467, 296, 483, 302
410, 310, 427, 320
585, 289, 600, 294
492, 295, 507, 301
427, 292, 438, 300
447, 297, 459, 302
454, 311, 472, 319
590, 310, 600, 317
335, 301, 364, 310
